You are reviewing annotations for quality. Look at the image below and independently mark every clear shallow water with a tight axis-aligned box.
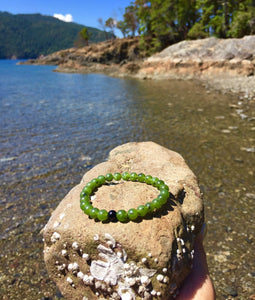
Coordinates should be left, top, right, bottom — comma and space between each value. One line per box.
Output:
0, 60, 254, 299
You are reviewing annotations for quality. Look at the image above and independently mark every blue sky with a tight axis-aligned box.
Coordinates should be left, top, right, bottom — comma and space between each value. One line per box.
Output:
1, 0, 133, 36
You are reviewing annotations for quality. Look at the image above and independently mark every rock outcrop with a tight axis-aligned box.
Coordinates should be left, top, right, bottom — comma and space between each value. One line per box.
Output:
20, 36, 255, 96
21, 37, 143, 74
42, 142, 204, 299
137, 36, 255, 79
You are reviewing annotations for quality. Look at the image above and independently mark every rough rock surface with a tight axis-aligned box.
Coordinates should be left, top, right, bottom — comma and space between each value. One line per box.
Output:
138, 35, 255, 78
21, 37, 143, 74
42, 142, 204, 299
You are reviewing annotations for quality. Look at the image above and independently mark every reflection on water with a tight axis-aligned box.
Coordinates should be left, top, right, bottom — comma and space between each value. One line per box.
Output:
0, 61, 254, 298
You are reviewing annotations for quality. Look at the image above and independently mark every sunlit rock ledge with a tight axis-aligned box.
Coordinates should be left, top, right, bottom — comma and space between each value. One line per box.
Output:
42, 141, 204, 299
20, 36, 255, 97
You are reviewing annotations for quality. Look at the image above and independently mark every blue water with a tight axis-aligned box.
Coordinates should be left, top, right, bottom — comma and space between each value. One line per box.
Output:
0, 60, 254, 298
0, 60, 148, 185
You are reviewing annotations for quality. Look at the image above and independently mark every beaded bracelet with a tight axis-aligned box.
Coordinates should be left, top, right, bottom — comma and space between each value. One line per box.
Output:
80, 172, 170, 222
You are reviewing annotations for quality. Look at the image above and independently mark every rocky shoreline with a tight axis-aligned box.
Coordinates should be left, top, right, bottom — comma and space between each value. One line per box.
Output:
21, 36, 255, 98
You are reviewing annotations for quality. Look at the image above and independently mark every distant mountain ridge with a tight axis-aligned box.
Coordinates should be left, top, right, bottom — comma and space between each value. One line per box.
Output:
0, 12, 109, 59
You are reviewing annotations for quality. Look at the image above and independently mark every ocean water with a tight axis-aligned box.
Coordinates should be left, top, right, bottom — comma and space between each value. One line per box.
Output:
0, 60, 254, 299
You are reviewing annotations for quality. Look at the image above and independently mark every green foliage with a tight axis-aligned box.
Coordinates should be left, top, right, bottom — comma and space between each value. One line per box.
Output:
124, 0, 255, 54
187, 22, 209, 39
123, 4, 139, 36
76, 27, 91, 47
0, 12, 110, 59
228, 11, 253, 37
117, 21, 129, 38
105, 17, 116, 36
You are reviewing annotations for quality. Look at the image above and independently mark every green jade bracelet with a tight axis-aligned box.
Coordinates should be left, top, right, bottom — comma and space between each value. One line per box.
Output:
80, 172, 170, 222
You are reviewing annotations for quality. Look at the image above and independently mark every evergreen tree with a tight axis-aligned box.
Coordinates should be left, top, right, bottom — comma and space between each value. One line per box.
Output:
77, 27, 90, 47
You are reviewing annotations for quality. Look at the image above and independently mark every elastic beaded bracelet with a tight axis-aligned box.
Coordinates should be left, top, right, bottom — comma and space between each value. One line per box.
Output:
80, 172, 170, 223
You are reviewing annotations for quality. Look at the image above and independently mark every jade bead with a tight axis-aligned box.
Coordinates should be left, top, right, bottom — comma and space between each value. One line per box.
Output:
97, 175, 106, 185
90, 207, 99, 219
160, 184, 169, 191
113, 172, 122, 181
130, 172, 138, 181
80, 201, 88, 211
152, 198, 162, 209
83, 204, 93, 215
145, 202, 154, 213
105, 173, 113, 181
80, 194, 90, 201
91, 178, 99, 187
137, 173, 145, 182
117, 210, 128, 222
122, 172, 130, 180
128, 208, 138, 220
80, 190, 88, 198
137, 205, 148, 217
86, 181, 96, 190
97, 209, 108, 221
156, 180, 165, 188
157, 194, 167, 205
160, 189, 170, 199
83, 185, 92, 195
145, 175, 152, 184
151, 177, 159, 186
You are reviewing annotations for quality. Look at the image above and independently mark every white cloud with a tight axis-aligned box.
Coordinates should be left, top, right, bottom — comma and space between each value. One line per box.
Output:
53, 13, 73, 22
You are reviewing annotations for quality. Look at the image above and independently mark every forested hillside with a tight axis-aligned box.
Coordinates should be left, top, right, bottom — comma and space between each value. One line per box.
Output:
0, 12, 109, 59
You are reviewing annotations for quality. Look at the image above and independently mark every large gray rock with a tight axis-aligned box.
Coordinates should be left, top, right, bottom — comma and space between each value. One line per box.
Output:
137, 36, 255, 79
42, 142, 204, 299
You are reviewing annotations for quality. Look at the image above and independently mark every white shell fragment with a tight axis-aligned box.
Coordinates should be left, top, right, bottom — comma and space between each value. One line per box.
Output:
72, 241, 79, 250
68, 262, 79, 273
77, 271, 84, 279
90, 244, 124, 285
66, 277, 73, 284
53, 221, 61, 229
140, 275, 151, 286
156, 274, 164, 282
82, 253, 90, 261
50, 232, 60, 243
63, 232, 171, 298
105, 233, 116, 248
93, 234, 99, 241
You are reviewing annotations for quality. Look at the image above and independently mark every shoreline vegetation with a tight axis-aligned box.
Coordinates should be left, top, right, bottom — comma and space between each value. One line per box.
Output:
20, 36, 255, 98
